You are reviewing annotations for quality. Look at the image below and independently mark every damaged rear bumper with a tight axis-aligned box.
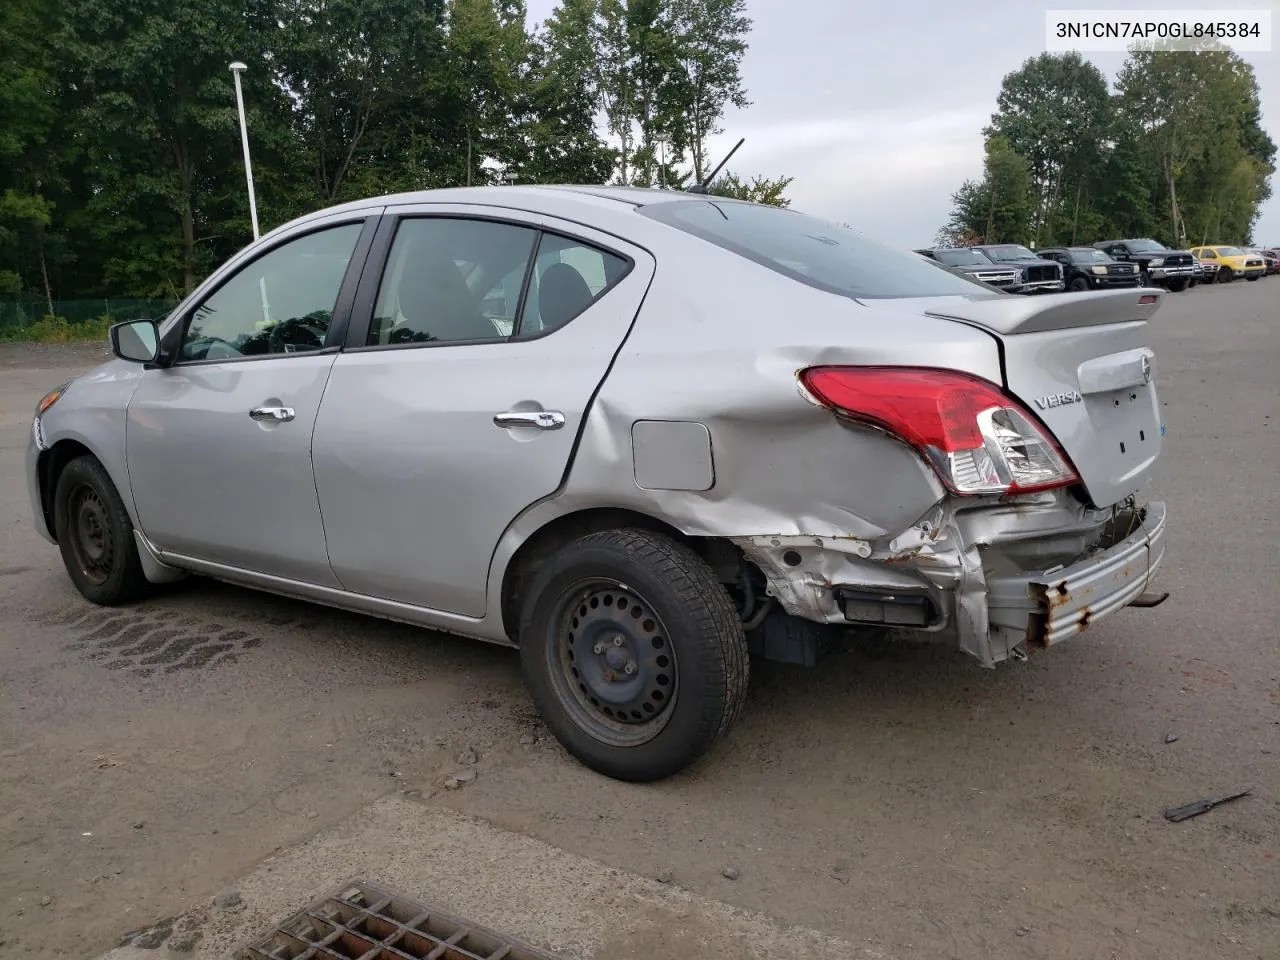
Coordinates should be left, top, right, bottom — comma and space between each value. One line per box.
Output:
732, 494, 1167, 668
987, 501, 1166, 646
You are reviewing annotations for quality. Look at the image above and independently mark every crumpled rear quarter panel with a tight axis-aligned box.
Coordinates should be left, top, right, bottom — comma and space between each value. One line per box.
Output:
549, 241, 1005, 541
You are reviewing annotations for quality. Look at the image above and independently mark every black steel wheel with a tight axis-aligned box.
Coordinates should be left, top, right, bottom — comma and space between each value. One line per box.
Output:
546, 579, 680, 746
53, 455, 149, 605
519, 528, 748, 782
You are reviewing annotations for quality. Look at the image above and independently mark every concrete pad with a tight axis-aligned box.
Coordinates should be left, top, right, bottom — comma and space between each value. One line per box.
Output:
96, 795, 877, 960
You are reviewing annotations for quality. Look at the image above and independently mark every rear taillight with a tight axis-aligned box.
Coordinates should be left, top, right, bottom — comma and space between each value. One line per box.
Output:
800, 366, 1079, 496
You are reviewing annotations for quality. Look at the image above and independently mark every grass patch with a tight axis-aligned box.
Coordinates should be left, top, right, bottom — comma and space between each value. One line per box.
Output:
0, 314, 112, 344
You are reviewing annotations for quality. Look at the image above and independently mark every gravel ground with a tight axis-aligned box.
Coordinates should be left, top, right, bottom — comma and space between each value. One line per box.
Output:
0, 279, 1276, 959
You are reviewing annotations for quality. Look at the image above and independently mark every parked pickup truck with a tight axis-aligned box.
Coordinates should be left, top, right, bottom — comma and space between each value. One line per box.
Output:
914, 247, 1021, 292
1038, 247, 1141, 292
1092, 239, 1195, 291
969, 244, 1065, 294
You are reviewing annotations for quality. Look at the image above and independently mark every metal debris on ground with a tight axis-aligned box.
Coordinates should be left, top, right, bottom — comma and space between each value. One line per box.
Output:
1164, 733, 1179, 744
239, 880, 564, 960
1163, 788, 1252, 823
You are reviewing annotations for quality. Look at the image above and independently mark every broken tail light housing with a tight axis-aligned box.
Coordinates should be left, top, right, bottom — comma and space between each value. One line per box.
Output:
800, 366, 1079, 496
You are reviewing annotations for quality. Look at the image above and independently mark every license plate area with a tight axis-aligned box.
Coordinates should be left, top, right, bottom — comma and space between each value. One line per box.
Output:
1084, 382, 1160, 480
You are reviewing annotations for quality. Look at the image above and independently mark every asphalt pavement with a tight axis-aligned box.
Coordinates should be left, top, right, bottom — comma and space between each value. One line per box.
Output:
0, 278, 1276, 960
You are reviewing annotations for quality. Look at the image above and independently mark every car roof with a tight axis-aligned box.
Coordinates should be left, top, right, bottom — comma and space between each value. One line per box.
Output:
261, 184, 750, 246
315, 184, 699, 216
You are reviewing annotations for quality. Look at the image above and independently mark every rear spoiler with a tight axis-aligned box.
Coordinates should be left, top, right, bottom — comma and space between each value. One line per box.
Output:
924, 289, 1165, 336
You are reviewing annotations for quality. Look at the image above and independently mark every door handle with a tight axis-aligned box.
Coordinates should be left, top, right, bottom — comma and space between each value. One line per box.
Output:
493, 410, 565, 431
249, 406, 296, 422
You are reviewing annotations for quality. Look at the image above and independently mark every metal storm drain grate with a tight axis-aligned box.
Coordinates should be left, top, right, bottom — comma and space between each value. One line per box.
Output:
240, 880, 564, 960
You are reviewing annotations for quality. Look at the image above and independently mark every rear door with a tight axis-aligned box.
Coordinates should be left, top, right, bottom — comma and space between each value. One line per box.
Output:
311, 204, 656, 617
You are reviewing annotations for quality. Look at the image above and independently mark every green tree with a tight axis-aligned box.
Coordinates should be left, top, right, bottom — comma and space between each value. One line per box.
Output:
706, 171, 792, 206
0, 0, 63, 302
273, 0, 453, 201
1115, 39, 1272, 245
520, 1, 616, 183
987, 52, 1112, 245
57, 0, 270, 295
940, 136, 1033, 244
667, 0, 751, 183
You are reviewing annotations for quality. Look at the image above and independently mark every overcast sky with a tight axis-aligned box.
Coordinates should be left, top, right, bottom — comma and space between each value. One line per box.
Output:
524, 0, 1279, 247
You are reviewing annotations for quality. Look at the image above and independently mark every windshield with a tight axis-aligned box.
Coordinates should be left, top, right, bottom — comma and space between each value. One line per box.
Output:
933, 248, 995, 267
1127, 239, 1167, 253
640, 200, 995, 299
981, 245, 1037, 261
1218, 246, 1245, 256
1072, 249, 1112, 264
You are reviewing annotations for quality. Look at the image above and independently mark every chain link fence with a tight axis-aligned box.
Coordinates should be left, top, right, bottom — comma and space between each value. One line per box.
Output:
0, 297, 178, 341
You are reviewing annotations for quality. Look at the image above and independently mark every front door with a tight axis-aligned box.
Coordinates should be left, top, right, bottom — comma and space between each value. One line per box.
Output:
126, 219, 370, 585
312, 207, 655, 617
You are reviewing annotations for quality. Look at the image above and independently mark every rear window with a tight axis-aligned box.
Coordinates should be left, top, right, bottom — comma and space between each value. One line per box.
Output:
639, 200, 992, 299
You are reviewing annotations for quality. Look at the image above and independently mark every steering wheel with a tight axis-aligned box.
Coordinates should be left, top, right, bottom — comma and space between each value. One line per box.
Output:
189, 335, 240, 361
268, 316, 326, 354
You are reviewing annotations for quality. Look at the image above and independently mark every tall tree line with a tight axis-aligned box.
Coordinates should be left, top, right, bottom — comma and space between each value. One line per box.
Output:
939, 43, 1275, 248
0, 0, 765, 302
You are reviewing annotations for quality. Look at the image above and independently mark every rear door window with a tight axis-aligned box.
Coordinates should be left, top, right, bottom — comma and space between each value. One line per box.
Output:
516, 233, 630, 338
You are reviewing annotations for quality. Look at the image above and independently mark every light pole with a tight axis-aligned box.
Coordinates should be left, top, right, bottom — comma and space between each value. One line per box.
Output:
228, 61, 260, 241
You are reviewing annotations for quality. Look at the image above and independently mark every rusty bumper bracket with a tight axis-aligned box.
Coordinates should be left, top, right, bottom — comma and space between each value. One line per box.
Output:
989, 500, 1168, 649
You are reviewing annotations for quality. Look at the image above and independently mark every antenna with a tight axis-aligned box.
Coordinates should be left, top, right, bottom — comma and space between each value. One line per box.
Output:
685, 138, 745, 194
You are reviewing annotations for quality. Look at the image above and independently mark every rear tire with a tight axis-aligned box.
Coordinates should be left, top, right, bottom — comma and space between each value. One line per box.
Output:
518, 528, 748, 782
1217, 266, 1234, 283
53, 455, 149, 606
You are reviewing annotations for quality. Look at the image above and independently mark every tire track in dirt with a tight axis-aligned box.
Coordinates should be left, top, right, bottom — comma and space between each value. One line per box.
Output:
36, 605, 269, 677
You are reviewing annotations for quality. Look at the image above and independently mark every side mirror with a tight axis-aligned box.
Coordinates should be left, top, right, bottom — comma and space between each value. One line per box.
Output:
109, 319, 160, 364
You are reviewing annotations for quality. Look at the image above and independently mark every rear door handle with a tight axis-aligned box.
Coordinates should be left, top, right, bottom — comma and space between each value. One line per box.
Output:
493, 410, 565, 431
249, 406, 296, 422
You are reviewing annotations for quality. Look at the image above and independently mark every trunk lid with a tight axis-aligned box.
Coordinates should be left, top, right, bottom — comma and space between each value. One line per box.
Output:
860, 289, 1164, 508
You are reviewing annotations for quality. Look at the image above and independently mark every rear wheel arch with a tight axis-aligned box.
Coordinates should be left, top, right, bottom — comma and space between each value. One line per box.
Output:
498, 507, 743, 643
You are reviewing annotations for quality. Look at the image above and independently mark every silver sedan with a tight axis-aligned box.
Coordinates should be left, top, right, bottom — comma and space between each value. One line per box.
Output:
27, 186, 1168, 781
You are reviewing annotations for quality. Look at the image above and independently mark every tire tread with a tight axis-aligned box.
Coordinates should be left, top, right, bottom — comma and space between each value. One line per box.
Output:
518, 527, 748, 781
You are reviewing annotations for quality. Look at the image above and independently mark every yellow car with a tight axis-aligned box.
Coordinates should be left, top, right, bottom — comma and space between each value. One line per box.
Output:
1190, 245, 1267, 283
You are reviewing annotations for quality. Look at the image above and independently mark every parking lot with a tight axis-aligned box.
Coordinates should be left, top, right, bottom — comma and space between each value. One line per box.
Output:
1, 278, 1277, 959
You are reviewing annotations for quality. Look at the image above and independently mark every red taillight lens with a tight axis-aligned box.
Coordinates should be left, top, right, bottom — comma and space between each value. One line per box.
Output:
800, 366, 1079, 496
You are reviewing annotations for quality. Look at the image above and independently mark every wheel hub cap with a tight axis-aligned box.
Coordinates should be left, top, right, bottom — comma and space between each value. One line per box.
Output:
69, 484, 114, 585
560, 586, 675, 726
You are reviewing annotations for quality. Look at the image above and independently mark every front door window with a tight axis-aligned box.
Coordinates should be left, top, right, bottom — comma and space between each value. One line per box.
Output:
181, 223, 363, 362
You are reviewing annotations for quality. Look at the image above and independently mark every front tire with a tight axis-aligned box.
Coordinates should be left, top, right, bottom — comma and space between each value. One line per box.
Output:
53, 456, 149, 606
1067, 277, 1090, 292
1168, 278, 1189, 292
1246, 274, 1260, 282
1217, 266, 1234, 283
518, 528, 748, 782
